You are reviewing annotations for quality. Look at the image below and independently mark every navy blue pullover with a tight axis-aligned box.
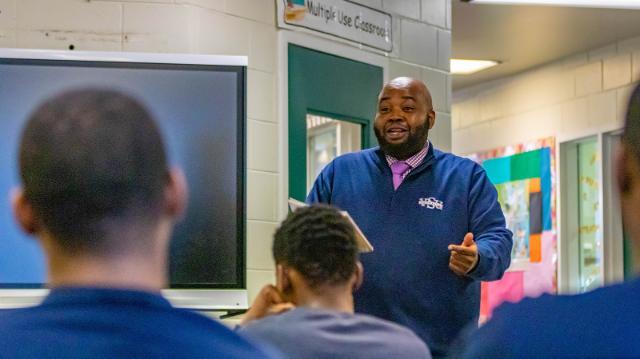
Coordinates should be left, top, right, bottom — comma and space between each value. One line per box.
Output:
459, 278, 640, 358
307, 145, 512, 357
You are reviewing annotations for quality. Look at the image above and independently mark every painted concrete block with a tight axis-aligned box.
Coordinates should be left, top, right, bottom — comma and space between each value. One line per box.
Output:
247, 269, 275, 303
17, 30, 122, 51
445, 0, 451, 30
249, 21, 276, 73
0, 28, 14, 47
457, 121, 491, 155
457, 97, 480, 128
478, 89, 503, 122
617, 84, 636, 126
451, 126, 468, 155
432, 112, 451, 152
352, 0, 383, 9
195, 8, 251, 55
587, 90, 617, 129
560, 97, 588, 134
0, 0, 16, 47
519, 106, 561, 143
562, 52, 588, 70
504, 65, 572, 115
575, 61, 602, 97
486, 115, 518, 150
0, 0, 16, 29
247, 170, 279, 221
176, 0, 224, 11
437, 29, 450, 72
101, 0, 173, 3
248, 119, 279, 173
451, 106, 460, 130
123, 3, 195, 53
389, 16, 402, 59
445, 75, 451, 110
588, 44, 617, 62
633, 51, 640, 82
17, 0, 122, 51
225, 0, 275, 25
421, 0, 445, 28
247, 69, 276, 123
422, 68, 447, 112
18, 0, 121, 31
247, 220, 277, 271
383, 0, 420, 20
618, 35, 640, 54
603, 53, 631, 90
400, 19, 437, 67
389, 59, 421, 80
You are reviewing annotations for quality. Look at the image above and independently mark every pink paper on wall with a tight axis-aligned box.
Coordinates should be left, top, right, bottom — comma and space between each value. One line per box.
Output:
523, 232, 557, 297
485, 271, 524, 316
471, 137, 557, 320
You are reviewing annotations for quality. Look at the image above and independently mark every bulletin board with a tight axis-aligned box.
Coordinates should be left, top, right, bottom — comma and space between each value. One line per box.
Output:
468, 137, 557, 320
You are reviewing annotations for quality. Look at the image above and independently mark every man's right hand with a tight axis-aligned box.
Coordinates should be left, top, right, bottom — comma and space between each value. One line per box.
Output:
240, 285, 295, 325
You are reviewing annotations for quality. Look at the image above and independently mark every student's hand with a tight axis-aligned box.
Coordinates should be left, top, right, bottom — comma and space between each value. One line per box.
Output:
448, 233, 479, 276
240, 285, 295, 325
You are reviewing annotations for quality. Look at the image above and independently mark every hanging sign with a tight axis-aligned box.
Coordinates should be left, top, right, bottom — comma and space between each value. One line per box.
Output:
278, 0, 393, 52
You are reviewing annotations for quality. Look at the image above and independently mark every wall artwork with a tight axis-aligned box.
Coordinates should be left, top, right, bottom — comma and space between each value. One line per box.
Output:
468, 137, 557, 321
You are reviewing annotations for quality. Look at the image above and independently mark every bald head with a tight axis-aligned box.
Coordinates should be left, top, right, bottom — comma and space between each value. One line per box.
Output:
379, 77, 433, 110
374, 77, 436, 159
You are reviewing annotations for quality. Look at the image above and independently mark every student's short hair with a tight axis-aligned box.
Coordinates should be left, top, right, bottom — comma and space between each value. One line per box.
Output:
626, 84, 640, 165
19, 88, 168, 253
272, 204, 358, 288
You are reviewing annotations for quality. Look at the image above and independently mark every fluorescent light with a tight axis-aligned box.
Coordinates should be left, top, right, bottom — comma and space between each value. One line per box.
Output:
450, 59, 499, 75
466, 0, 640, 9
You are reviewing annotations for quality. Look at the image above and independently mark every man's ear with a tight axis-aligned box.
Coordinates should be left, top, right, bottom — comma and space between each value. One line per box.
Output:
427, 111, 436, 130
352, 261, 364, 292
276, 264, 292, 295
11, 188, 38, 235
165, 168, 188, 220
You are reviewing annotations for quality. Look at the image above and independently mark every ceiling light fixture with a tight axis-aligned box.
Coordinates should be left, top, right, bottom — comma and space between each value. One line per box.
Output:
450, 59, 499, 75
463, 0, 640, 9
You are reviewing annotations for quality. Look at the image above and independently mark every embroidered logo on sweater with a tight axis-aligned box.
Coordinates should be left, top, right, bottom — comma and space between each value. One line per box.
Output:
418, 197, 443, 210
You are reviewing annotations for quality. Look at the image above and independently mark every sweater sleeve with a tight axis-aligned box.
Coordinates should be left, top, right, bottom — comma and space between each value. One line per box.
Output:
466, 163, 513, 281
306, 161, 334, 204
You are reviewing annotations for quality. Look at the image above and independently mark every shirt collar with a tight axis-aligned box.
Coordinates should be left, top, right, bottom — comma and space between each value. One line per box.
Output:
43, 287, 172, 309
385, 140, 430, 169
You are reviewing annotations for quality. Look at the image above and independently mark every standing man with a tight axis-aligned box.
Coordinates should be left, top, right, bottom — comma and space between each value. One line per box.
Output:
0, 89, 274, 358
458, 84, 640, 358
307, 77, 513, 357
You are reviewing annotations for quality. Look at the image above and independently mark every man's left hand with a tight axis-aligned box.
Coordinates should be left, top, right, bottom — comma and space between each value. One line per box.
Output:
448, 233, 478, 276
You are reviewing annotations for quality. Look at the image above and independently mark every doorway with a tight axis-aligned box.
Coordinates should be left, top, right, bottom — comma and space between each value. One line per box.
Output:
288, 44, 383, 200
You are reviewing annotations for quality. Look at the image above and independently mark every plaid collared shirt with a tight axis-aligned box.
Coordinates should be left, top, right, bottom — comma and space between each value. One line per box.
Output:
385, 141, 430, 179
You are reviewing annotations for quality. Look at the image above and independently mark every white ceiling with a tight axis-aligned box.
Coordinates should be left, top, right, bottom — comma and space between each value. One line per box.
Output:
453, 1, 640, 90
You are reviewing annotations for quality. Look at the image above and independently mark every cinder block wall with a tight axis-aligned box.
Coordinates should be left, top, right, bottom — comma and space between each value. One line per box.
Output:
452, 37, 640, 155
382, 0, 452, 151
0, 0, 451, 304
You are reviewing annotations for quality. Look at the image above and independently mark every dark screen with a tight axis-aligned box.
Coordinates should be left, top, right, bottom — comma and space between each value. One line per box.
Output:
0, 58, 245, 288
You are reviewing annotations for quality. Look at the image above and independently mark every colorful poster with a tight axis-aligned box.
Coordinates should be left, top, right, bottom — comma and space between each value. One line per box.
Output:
469, 137, 557, 321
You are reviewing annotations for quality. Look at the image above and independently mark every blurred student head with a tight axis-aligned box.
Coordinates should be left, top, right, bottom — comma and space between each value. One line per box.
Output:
272, 204, 363, 302
619, 84, 640, 261
13, 88, 186, 288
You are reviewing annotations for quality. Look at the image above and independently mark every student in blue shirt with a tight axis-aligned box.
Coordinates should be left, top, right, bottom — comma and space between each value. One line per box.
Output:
0, 89, 275, 358
240, 204, 431, 359
307, 77, 513, 357
458, 84, 640, 358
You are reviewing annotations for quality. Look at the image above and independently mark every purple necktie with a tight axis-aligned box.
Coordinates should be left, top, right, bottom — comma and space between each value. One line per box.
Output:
391, 161, 411, 190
